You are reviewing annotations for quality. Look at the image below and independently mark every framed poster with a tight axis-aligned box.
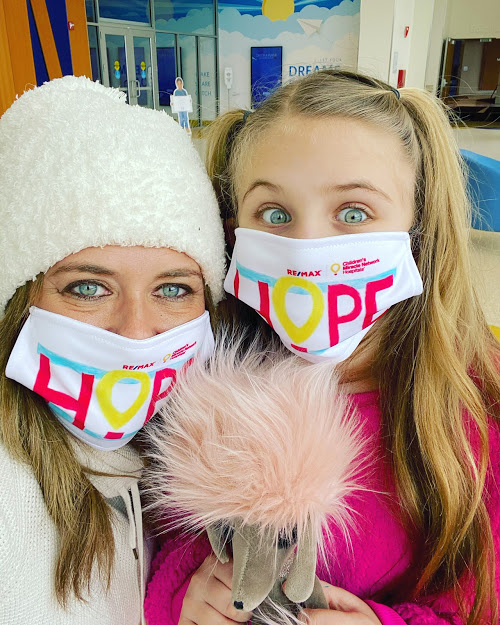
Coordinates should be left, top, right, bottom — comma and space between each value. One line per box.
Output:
251, 46, 283, 107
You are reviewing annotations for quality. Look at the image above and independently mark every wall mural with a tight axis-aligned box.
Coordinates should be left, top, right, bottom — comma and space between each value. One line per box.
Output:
218, 0, 360, 111
153, 0, 360, 115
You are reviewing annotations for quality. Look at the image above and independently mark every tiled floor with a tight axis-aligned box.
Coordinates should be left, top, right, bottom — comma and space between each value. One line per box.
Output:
193, 126, 500, 330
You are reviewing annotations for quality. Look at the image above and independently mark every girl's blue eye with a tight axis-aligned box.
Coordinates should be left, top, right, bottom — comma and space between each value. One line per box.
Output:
160, 285, 187, 298
261, 208, 291, 225
338, 207, 368, 224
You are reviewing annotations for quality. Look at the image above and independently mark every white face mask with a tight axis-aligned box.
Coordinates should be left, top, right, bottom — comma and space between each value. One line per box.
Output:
225, 228, 423, 364
5, 307, 214, 450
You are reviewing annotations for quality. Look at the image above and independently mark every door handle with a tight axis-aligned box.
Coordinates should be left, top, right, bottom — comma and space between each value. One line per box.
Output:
135, 79, 141, 98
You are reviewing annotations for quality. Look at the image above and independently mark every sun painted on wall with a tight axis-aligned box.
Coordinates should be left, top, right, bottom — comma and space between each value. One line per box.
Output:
262, 0, 295, 21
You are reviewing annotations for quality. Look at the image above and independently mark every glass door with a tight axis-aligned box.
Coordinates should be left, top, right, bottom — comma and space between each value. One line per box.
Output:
103, 32, 129, 101
132, 35, 154, 108
100, 26, 155, 108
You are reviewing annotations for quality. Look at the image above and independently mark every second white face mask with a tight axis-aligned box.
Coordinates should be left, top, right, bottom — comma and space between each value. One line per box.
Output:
5, 307, 214, 450
225, 228, 423, 364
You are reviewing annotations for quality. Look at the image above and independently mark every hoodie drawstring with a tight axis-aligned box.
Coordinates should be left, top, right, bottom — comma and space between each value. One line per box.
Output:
120, 484, 146, 625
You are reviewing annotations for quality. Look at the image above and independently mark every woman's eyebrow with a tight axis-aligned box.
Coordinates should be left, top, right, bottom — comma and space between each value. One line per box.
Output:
50, 265, 203, 280
242, 180, 281, 202
51, 264, 114, 276
155, 270, 203, 280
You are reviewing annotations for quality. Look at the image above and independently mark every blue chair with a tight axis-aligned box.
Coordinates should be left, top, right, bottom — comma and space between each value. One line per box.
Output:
461, 149, 500, 232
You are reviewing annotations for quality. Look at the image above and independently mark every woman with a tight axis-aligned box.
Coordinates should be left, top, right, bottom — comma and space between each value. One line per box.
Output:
0, 75, 224, 624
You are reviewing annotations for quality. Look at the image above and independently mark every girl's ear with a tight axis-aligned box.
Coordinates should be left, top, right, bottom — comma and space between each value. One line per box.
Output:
224, 216, 236, 252
283, 526, 317, 603
207, 524, 230, 563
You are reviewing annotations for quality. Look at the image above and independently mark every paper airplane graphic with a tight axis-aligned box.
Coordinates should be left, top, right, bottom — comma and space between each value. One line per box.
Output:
297, 18, 323, 36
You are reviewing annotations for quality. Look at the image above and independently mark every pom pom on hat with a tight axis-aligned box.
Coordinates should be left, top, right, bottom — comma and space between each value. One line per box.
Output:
0, 76, 225, 311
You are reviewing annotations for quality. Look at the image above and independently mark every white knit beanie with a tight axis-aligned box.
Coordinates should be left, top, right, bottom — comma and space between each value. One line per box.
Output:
0, 75, 225, 312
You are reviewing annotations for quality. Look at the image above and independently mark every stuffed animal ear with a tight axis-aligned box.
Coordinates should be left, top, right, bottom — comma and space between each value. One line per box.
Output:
207, 524, 231, 564
283, 525, 317, 603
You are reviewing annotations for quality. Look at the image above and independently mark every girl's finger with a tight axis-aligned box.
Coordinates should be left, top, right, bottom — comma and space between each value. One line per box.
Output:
319, 584, 376, 617
302, 609, 374, 625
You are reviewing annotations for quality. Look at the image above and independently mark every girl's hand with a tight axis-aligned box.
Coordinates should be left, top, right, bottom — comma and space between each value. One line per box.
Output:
179, 554, 252, 625
302, 584, 381, 625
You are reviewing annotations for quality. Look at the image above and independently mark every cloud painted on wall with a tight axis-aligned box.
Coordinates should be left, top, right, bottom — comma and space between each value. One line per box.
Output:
220, 10, 359, 58
219, 0, 359, 39
156, 7, 215, 34
219, 0, 351, 16
155, 0, 360, 39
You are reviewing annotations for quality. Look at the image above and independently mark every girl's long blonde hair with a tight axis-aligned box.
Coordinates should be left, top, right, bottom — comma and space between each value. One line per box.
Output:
205, 70, 500, 624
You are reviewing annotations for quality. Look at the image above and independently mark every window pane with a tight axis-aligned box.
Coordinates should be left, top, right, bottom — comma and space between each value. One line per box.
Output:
154, 0, 214, 36
133, 36, 154, 109
199, 37, 216, 123
87, 25, 101, 82
86, 0, 96, 22
98, 0, 150, 24
178, 35, 198, 126
105, 33, 128, 93
156, 33, 176, 111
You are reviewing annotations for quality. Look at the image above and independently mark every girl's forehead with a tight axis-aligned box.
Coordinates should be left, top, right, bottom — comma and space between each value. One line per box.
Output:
236, 115, 414, 197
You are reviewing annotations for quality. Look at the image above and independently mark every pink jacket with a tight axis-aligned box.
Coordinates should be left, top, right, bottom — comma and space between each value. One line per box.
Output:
145, 390, 500, 625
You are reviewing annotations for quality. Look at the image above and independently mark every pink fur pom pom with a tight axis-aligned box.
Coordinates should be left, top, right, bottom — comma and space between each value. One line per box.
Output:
146, 333, 368, 553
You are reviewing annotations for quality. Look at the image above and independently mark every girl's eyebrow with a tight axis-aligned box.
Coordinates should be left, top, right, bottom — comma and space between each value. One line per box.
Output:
325, 180, 392, 202
242, 179, 392, 203
242, 180, 281, 202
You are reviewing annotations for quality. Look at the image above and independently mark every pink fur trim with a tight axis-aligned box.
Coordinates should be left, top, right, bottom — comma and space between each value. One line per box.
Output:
147, 336, 368, 551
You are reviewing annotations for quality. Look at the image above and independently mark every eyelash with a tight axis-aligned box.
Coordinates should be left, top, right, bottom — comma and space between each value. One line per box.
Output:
61, 281, 193, 301
152, 284, 192, 299
255, 204, 372, 225
62, 280, 111, 300
256, 205, 290, 224
337, 204, 371, 223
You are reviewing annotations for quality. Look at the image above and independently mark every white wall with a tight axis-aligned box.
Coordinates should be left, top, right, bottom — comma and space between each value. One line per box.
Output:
424, 0, 448, 93
388, 0, 414, 87
405, 0, 434, 88
357, 0, 394, 82
446, 0, 500, 39
358, 0, 436, 89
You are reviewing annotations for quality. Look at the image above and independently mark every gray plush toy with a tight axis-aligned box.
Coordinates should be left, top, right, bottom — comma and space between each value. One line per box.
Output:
149, 340, 365, 624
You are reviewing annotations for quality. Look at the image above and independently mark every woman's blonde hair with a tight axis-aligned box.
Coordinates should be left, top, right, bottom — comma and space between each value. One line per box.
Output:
0, 277, 218, 604
205, 70, 500, 624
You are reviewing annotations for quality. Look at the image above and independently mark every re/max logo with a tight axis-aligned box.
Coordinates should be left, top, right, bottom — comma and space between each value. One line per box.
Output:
286, 269, 321, 277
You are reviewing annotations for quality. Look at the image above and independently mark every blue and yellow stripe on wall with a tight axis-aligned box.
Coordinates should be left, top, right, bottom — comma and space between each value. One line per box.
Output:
0, 0, 91, 116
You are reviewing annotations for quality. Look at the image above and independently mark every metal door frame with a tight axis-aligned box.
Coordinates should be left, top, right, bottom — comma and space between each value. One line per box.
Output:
99, 23, 157, 107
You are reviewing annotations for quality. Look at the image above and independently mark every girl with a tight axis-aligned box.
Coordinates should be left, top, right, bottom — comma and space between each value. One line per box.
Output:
0, 76, 224, 624
145, 71, 500, 625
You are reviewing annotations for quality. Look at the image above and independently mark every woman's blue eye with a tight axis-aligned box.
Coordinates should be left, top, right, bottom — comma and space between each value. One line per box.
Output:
74, 283, 99, 297
160, 285, 186, 298
338, 207, 368, 224
262, 208, 291, 225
